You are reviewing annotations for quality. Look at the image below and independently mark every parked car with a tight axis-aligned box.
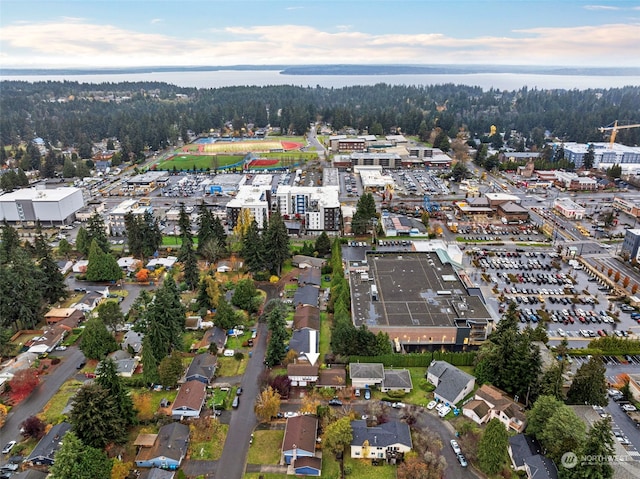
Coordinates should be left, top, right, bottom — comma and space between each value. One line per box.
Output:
329, 398, 343, 406
450, 440, 461, 454
364, 389, 371, 400
427, 400, 437, 410
457, 453, 468, 467
2, 441, 16, 455
438, 406, 451, 417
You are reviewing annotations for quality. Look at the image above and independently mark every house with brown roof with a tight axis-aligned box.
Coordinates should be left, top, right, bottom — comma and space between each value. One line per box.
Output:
462, 384, 527, 432
316, 367, 347, 389
293, 305, 320, 331
287, 361, 319, 386
195, 327, 227, 354
282, 415, 319, 465
44, 308, 84, 326
171, 380, 207, 419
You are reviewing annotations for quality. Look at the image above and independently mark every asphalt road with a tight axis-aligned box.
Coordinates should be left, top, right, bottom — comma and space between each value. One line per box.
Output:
0, 347, 85, 466
214, 284, 279, 479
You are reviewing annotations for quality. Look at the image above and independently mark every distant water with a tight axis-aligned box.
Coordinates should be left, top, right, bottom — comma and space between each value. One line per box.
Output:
2, 70, 640, 91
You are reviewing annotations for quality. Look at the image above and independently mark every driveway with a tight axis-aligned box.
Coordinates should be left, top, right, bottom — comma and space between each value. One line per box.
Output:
0, 347, 85, 466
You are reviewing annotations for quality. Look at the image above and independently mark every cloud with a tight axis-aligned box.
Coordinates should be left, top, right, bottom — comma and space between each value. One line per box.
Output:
584, 5, 620, 10
1, 19, 639, 68
285, 6, 304, 10
150, 18, 164, 24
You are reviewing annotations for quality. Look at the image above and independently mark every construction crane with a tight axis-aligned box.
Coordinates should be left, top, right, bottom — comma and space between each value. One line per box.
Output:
598, 121, 640, 149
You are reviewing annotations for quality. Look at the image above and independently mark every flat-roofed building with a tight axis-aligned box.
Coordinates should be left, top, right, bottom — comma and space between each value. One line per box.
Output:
554, 171, 597, 191
554, 197, 586, 220
330, 137, 366, 153
563, 141, 640, 172
350, 152, 403, 169
225, 184, 271, 229
275, 185, 340, 233
108, 198, 152, 235
0, 187, 85, 226
123, 171, 169, 195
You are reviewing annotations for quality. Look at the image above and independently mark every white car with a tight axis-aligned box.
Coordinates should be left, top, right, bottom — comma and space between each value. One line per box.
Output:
392, 402, 406, 409
427, 400, 437, 410
2, 440, 16, 455
450, 439, 461, 454
284, 411, 299, 418
438, 406, 451, 417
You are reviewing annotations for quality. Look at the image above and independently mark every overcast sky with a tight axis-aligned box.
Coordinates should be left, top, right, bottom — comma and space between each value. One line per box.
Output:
1, 0, 639, 69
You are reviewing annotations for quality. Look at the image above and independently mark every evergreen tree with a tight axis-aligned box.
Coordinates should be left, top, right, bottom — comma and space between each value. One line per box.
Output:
140, 210, 162, 257
144, 277, 185, 360
352, 192, 377, 235
197, 202, 215, 255
76, 227, 89, 256
1, 221, 21, 262
315, 231, 331, 256
241, 219, 264, 272
69, 383, 129, 448
80, 317, 118, 360
583, 143, 595, 169
158, 351, 185, 388
196, 276, 213, 312
181, 243, 200, 290
263, 209, 290, 275
124, 212, 143, 258
86, 239, 122, 282
49, 432, 112, 479
86, 212, 110, 253
0, 248, 45, 330
213, 298, 238, 330
570, 418, 615, 479
211, 216, 227, 247
477, 418, 509, 475
566, 357, 608, 406
141, 336, 160, 385
96, 358, 136, 427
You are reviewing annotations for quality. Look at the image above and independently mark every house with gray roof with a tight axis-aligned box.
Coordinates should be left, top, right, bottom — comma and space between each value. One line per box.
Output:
138, 469, 175, 479
289, 328, 318, 359
426, 360, 475, 405
294, 285, 320, 308
135, 422, 189, 469
26, 421, 71, 468
122, 330, 144, 354
350, 420, 412, 460
380, 369, 413, 393
292, 255, 326, 269
298, 267, 321, 286
185, 353, 217, 384
350, 363, 385, 389
508, 434, 557, 479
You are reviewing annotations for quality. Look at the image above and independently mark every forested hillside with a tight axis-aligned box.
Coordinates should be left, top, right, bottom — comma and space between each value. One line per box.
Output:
1, 81, 638, 157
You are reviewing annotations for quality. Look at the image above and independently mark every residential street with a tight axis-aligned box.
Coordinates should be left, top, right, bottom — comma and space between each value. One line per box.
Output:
212, 283, 279, 478
0, 347, 85, 466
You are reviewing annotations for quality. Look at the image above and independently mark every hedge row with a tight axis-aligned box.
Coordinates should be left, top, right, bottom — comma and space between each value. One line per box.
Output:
348, 351, 476, 367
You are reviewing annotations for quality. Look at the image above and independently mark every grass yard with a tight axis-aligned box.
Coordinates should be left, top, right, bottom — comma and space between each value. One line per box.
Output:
123, 425, 159, 462
189, 421, 229, 460
132, 389, 179, 421
244, 474, 288, 479
322, 455, 397, 479
216, 356, 248, 377
246, 430, 285, 464
40, 379, 83, 423
319, 312, 332, 359
208, 388, 232, 410
399, 368, 433, 406
226, 332, 250, 350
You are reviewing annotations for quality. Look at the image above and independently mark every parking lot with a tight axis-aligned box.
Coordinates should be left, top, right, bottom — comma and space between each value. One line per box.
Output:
471, 247, 640, 339
458, 224, 547, 242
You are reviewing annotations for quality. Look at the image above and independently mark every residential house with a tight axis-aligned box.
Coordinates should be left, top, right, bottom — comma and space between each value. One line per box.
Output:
291, 255, 326, 269
292, 456, 322, 476
350, 363, 385, 390
27, 327, 65, 355
350, 420, 412, 461
117, 256, 139, 272
135, 422, 190, 469
316, 367, 347, 390
508, 434, 558, 479
123, 330, 144, 354
104, 350, 139, 378
185, 353, 217, 384
294, 285, 320, 308
289, 328, 318, 359
282, 415, 318, 465
197, 327, 228, 354
463, 384, 527, 432
26, 422, 71, 468
380, 369, 413, 393
171, 380, 207, 419
287, 362, 319, 387
44, 308, 82, 327
138, 469, 175, 479
73, 289, 107, 312
298, 267, 321, 287
293, 305, 320, 331
426, 360, 475, 406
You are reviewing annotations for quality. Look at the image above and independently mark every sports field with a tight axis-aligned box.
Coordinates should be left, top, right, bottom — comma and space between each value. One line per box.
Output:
156, 154, 244, 171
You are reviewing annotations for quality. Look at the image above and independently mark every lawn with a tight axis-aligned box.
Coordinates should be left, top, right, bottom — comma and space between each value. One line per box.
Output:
132, 389, 179, 421
247, 430, 284, 464
40, 379, 83, 423
244, 475, 288, 479
319, 312, 332, 359
156, 153, 244, 171
322, 455, 397, 479
208, 388, 231, 409
189, 420, 229, 460
216, 356, 248, 377
226, 331, 250, 350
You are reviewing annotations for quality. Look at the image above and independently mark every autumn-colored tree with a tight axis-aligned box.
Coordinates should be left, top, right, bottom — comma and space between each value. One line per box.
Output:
9, 368, 39, 402
623, 276, 630, 288
283, 349, 299, 366
633, 284, 639, 294
607, 268, 613, 277
0, 403, 8, 428
233, 208, 254, 237
398, 456, 435, 479
110, 459, 133, 479
21, 415, 46, 440
132, 392, 154, 422
254, 386, 281, 423
299, 395, 321, 415
136, 268, 150, 282
614, 271, 621, 283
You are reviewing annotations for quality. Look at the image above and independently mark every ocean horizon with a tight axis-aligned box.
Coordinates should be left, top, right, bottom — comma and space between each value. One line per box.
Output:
2, 69, 640, 91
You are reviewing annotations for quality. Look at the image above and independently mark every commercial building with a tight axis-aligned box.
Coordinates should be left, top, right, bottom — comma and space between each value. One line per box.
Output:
553, 197, 586, 220
562, 142, 640, 173
613, 196, 640, 218
225, 184, 271, 229
108, 198, 152, 235
275, 185, 340, 233
554, 171, 597, 191
621, 229, 640, 261
123, 171, 169, 195
0, 187, 85, 225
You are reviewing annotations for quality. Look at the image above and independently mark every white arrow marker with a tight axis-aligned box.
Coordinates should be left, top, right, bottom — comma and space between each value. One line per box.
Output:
305, 329, 320, 366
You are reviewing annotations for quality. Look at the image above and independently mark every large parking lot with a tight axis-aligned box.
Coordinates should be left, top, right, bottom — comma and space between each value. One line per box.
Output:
457, 224, 547, 243
470, 247, 640, 341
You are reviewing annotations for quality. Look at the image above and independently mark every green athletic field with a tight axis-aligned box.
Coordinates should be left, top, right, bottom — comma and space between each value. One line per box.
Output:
155, 154, 244, 171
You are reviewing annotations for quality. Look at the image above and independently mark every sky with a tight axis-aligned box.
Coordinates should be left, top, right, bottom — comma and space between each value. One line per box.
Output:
1, 0, 639, 69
